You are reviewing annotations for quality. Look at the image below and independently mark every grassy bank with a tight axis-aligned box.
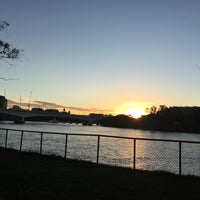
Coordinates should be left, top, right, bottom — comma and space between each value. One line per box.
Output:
0, 148, 200, 200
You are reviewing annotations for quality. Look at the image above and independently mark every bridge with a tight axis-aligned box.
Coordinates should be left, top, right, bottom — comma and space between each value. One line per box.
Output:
0, 109, 93, 124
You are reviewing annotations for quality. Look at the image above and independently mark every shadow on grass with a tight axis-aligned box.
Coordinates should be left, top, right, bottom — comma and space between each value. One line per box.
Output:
0, 147, 200, 200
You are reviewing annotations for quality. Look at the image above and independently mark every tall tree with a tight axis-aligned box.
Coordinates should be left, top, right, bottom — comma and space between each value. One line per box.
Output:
150, 106, 157, 114
0, 21, 20, 62
158, 105, 168, 112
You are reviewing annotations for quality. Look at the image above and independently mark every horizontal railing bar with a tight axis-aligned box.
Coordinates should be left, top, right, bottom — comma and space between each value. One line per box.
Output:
0, 127, 200, 144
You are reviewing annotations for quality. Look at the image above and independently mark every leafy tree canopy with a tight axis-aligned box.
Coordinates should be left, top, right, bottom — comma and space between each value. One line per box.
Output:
0, 20, 20, 62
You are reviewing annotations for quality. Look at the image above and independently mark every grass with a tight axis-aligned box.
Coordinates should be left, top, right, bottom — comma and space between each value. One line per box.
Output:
0, 148, 200, 200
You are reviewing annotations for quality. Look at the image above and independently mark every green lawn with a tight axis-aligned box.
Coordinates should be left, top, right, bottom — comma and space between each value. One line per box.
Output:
0, 148, 200, 200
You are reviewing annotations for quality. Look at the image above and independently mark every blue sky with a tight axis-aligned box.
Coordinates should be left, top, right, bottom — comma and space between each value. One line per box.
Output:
0, 0, 200, 114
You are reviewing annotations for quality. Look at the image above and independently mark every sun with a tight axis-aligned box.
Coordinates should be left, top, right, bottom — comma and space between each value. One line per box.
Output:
125, 108, 146, 119
115, 102, 149, 119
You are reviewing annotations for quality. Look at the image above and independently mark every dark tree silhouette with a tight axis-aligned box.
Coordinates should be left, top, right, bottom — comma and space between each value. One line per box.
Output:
158, 105, 168, 112
0, 21, 20, 62
150, 106, 157, 114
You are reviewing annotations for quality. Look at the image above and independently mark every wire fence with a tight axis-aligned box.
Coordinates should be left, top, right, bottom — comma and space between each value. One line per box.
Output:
0, 128, 199, 176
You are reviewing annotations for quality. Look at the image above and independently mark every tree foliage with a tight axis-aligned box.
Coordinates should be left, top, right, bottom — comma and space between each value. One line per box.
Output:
0, 20, 20, 61
98, 106, 200, 133
158, 105, 168, 112
150, 106, 157, 114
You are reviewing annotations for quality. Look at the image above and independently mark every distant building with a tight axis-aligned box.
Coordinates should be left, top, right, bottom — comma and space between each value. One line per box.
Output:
0, 96, 7, 109
10, 105, 22, 110
32, 108, 44, 112
89, 113, 105, 120
45, 109, 59, 113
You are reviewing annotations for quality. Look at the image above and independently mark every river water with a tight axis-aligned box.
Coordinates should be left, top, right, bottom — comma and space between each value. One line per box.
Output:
0, 121, 199, 176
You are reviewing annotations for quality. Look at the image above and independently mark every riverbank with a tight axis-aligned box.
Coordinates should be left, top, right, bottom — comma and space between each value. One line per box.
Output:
99, 107, 200, 133
0, 148, 200, 200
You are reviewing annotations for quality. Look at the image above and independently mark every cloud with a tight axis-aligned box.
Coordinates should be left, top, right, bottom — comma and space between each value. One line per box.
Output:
7, 99, 112, 114
33, 100, 64, 109
8, 99, 39, 108
33, 100, 112, 114
67, 106, 112, 113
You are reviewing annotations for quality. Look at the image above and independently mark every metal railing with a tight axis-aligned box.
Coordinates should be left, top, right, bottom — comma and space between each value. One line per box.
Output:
0, 128, 199, 176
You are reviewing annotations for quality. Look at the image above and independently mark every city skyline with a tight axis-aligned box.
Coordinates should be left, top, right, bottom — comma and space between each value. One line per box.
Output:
1, 0, 200, 117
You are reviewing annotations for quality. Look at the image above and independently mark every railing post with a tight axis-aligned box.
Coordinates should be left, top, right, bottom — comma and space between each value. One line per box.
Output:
5, 129, 8, 148
20, 131, 24, 151
179, 141, 182, 175
40, 132, 43, 155
64, 134, 68, 158
133, 138, 136, 170
97, 135, 100, 164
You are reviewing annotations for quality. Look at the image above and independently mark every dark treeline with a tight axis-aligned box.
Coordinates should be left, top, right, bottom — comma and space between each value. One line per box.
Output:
98, 106, 200, 133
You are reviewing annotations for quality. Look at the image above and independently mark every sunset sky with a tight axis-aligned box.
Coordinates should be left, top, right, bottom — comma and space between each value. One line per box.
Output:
0, 0, 200, 116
